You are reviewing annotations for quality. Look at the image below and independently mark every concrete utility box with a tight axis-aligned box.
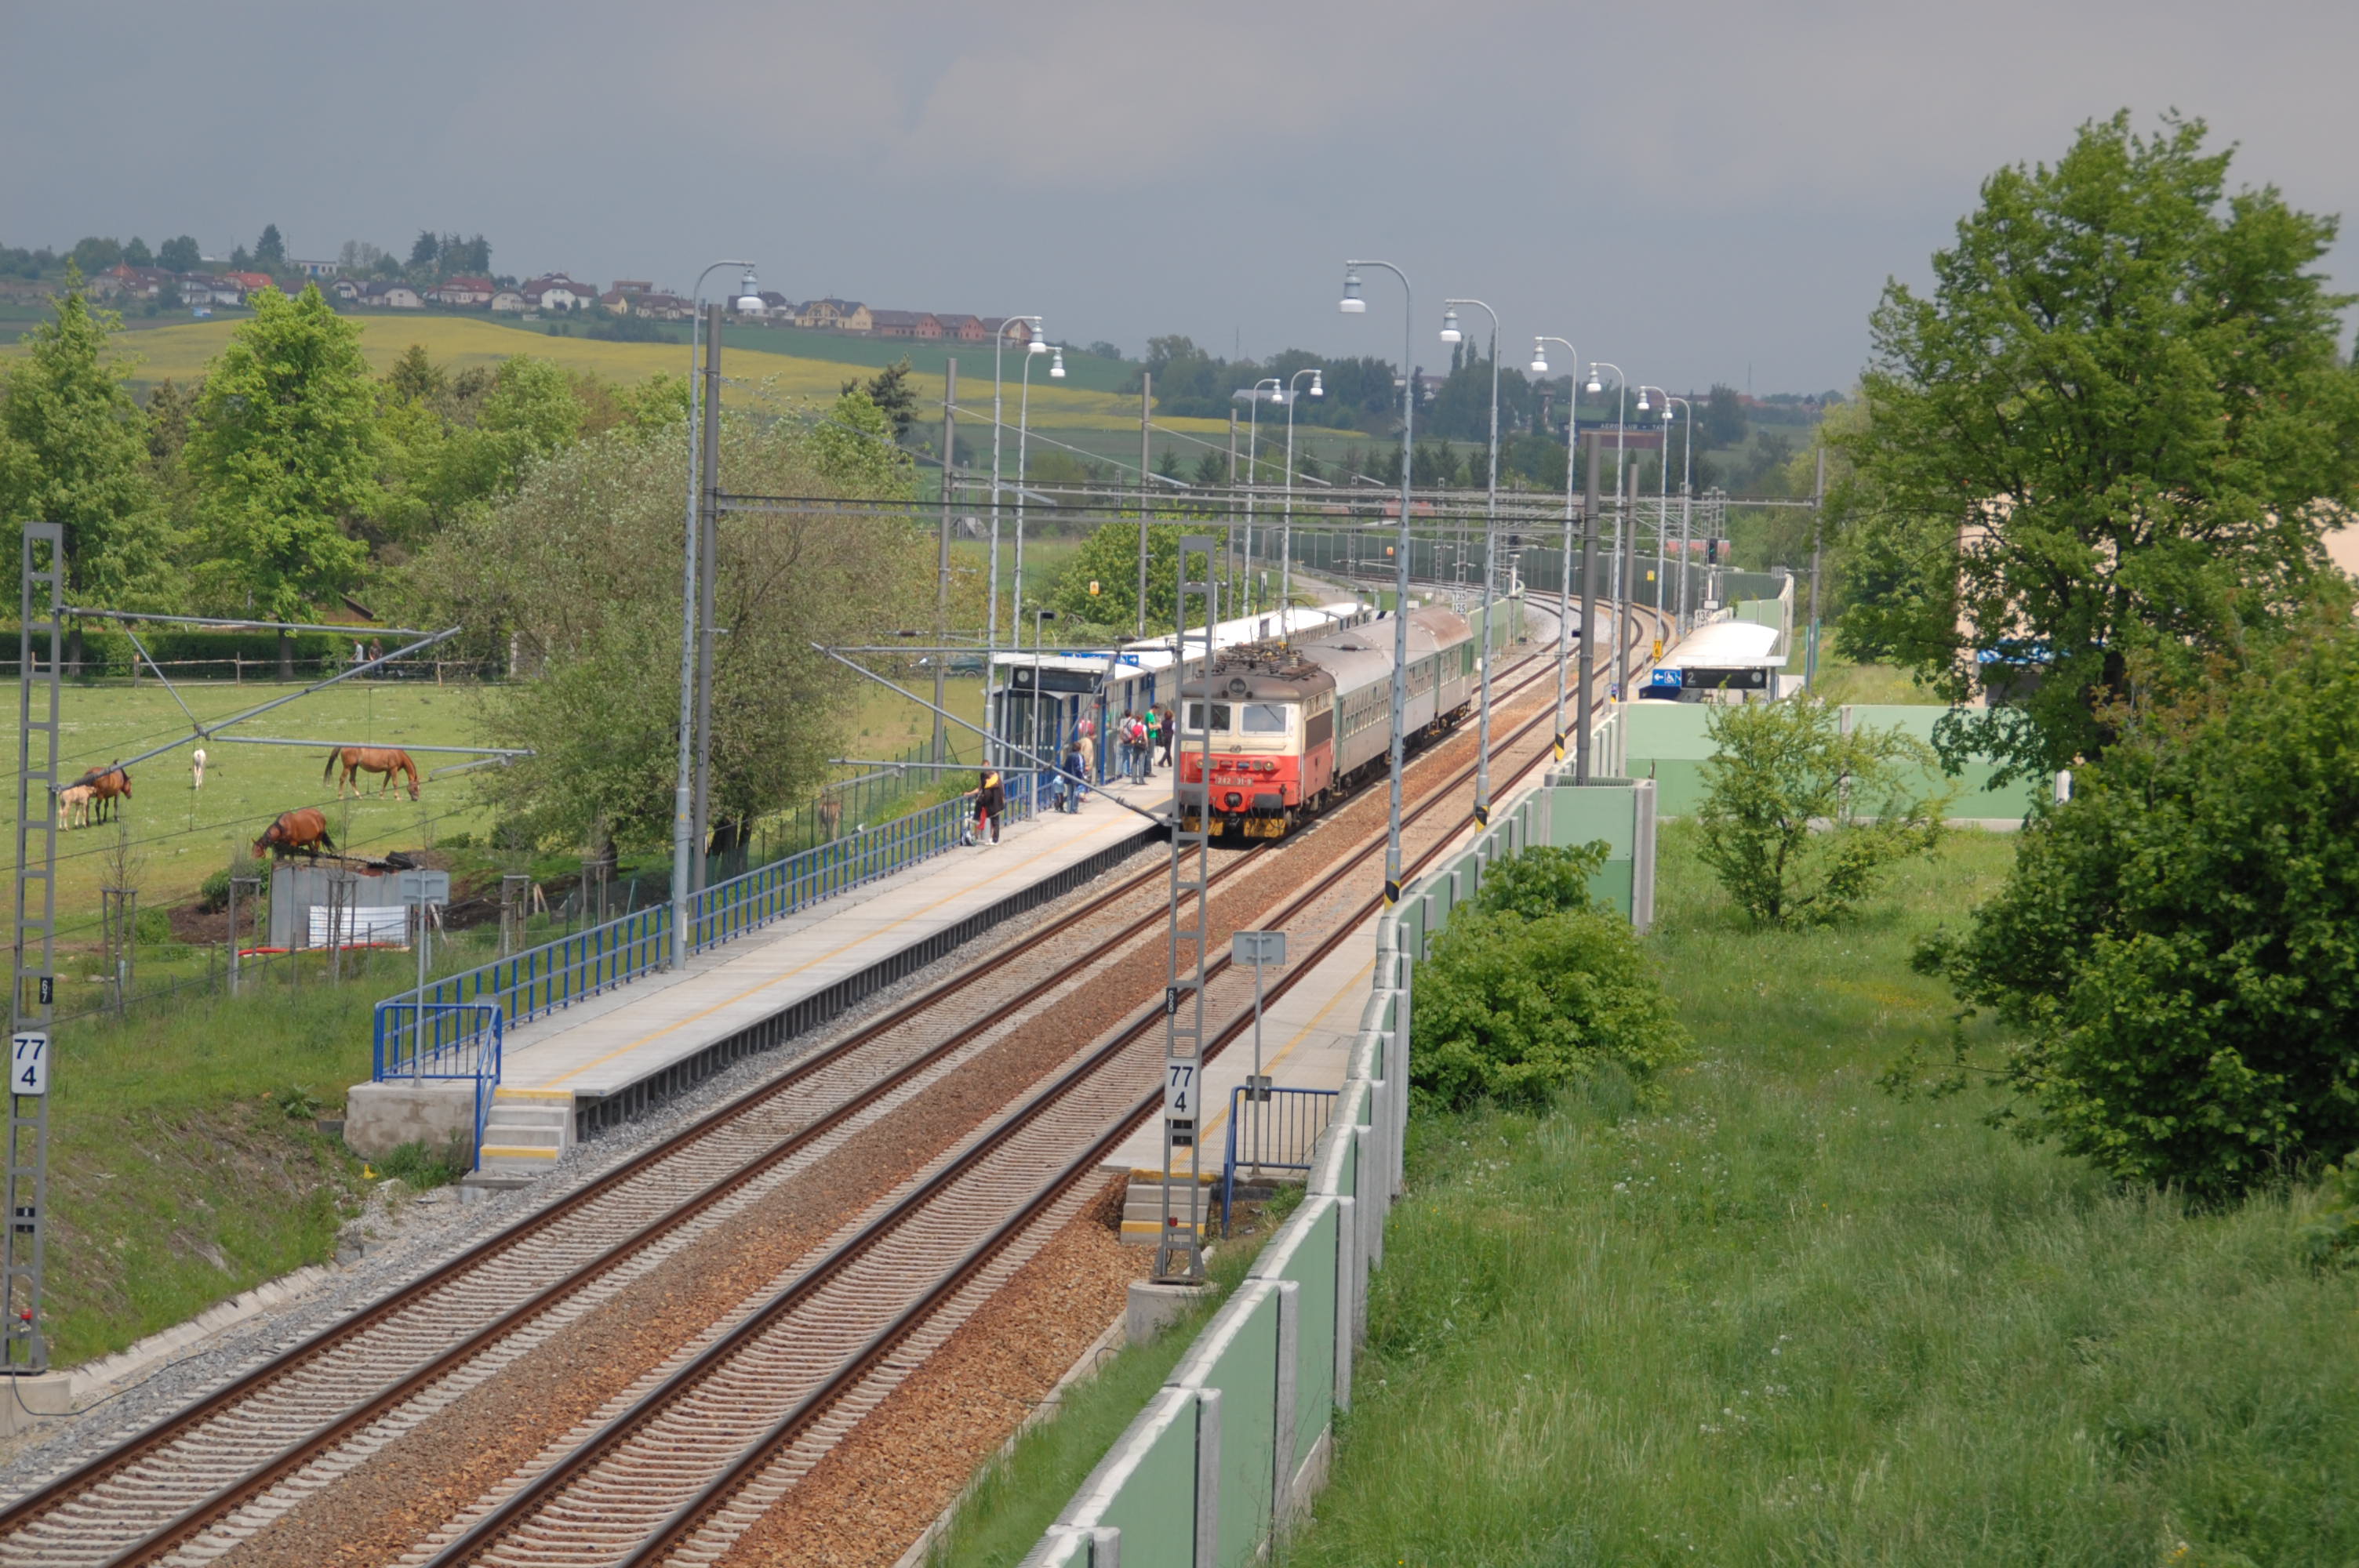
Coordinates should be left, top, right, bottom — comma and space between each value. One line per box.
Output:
269, 862, 411, 949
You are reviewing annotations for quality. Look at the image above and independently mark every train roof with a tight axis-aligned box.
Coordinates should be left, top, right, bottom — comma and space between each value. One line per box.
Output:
990, 601, 1365, 679
1181, 644, 1338, 702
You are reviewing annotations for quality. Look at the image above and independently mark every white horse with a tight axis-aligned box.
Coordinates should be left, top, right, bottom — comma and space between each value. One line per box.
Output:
191, 746, 207, 791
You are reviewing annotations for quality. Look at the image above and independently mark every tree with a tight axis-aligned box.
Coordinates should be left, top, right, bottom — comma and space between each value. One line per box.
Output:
1412, 843, 1687, 1109
70, 237, 122, 275
157, 235, 200, 272
253, 223, 285, 267
0, 269, 169, 610
1085, 340, 1122, 361
1190, 450, 1223, 488
186, 285, 378, 665
403, 397, 925, 854
1913, 619, 2359, 1200
1702, 383, 1747, 449
840, 357, 918, 441
408, 230, 439, 270
122, 237, 152, 268
1049, 520, 1190, 627
1695, 697, 1950, 926
1838, 112, 2359, 782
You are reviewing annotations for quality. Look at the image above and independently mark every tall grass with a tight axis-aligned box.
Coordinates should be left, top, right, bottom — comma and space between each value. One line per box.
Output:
1285, 825, 2359, 1566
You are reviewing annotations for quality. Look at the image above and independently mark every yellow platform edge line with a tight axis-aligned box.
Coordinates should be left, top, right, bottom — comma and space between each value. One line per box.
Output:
478, 1145, 562, 1160
493, 1088, 575, 1100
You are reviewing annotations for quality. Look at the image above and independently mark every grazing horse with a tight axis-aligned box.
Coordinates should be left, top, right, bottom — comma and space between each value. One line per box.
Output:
253, 808, 336, 859
323, 746, 421, 800
54, 785, 93, 830
191, 746, 206, 791
74, 764, 131, 824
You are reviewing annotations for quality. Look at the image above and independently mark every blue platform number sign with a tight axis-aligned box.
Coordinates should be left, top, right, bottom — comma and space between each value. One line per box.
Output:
10, 1031, 48, 1097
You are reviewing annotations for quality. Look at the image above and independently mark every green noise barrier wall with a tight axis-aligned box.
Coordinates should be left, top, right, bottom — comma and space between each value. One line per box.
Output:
1023, 772, 1656, 1567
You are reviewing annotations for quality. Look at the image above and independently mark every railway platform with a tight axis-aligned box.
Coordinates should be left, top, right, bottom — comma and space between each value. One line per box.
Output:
1104, 907, 1381, 1241
471, 778, 1167, 1170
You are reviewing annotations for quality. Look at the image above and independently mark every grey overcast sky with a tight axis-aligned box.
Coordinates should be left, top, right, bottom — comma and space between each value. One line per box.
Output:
5, 0, 2355, 394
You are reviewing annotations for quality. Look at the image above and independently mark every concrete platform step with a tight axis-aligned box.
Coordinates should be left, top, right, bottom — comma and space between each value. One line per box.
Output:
1118, 1169, 1218, 1246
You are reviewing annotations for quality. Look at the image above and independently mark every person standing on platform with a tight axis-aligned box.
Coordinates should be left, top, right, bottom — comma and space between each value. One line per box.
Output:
1155, 703, 1175, 768
1062, 742, 1087, 811
975, 768, 1005, 846
1143, 706, 1161, 775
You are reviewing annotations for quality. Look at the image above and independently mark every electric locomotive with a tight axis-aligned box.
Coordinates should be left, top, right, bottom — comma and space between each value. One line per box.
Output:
1176, 606, 1477, 837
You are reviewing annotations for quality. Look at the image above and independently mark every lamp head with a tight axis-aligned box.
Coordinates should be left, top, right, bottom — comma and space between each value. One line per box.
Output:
1027, 332, 1047, 355
1438, 307, 1461, 345
1339, 267, 1365, 314
733, 266, 764, 313
1637, 390, 1651, 412
1310, 370, 1324, 397
1529, 339, 1549, 375
1662, 403, 1674, 423
1586, 368, 1603, 394
1049, 346, 1065, 379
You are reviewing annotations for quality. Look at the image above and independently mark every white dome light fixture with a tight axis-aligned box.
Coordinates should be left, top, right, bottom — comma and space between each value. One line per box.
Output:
1529, 337, 1549, 375
1049, 345, 1066, 379
1438, 307, 1462, 345
733, 267, 764, 313
1339, 267, 1365, 314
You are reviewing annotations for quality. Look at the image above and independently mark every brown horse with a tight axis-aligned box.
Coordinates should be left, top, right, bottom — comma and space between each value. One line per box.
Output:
323, 746, 421, 800
71, 763, 131, 824
253, 808, 336, 858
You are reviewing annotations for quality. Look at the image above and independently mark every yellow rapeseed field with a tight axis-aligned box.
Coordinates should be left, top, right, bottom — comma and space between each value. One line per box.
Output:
3, 313, 1234, 436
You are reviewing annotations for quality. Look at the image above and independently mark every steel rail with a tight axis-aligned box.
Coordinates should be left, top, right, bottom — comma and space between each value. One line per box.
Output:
6, 590, 1658, 1566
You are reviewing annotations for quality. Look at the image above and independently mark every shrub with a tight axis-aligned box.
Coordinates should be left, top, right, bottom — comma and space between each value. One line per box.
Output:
1412, 844, 1687, 1109
1914, 626, 2359, 1200
198, 869, 233, 913
1695, 697, 1950, 925
133, 906, 173, 946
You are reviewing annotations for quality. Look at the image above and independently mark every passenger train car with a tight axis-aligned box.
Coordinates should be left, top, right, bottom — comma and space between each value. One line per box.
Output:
1176, 606, 1477, 837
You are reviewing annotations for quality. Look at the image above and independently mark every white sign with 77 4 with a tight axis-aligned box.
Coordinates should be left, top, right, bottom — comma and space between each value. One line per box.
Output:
11, 1032, 48, 1097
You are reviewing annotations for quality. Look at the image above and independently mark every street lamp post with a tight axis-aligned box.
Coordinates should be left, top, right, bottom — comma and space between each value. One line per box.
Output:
1663, 395, 1694, 631
1441, 299, 1501, 823
1341, 260, 1416, 905
1281, 367, 1324, 619
1532, 336, 1578, 762
989, 314, 1047, 766
1030, 607, 1058, 810
1641, 387, 1671, 625
1015, 339, 1064, 679
672, 258, 758, 970
1241, 377, 1282, 619
1584, 363, 1629, 699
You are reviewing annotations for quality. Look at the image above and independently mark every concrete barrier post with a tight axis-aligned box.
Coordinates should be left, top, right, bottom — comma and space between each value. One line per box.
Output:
1193, 1387, 1222, 1568
1272, 1279, 1300, 1530
1332, 1193, 1357, 1406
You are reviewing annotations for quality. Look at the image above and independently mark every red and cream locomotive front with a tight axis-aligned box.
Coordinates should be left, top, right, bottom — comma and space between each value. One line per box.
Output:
1174, 655, 1337, 838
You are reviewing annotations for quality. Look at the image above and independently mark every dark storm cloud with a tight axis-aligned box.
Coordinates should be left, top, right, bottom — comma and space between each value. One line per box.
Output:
5, 0, 2353, 391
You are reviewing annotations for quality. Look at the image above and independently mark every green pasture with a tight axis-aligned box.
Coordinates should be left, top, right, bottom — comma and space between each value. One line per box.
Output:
7, 678, 499, 935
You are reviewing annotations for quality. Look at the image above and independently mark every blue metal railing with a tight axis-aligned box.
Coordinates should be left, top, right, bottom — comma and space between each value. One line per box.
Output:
1220, 1084, 1339, 1235
373, 1003, 503, 1169
372, 778, 1040, 1085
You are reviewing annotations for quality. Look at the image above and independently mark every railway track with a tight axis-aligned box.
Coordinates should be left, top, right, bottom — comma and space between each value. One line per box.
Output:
0, 593, 1667, 1568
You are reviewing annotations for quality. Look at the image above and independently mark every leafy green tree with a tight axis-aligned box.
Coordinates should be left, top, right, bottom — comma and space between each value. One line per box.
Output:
186, 285, 379, 657
1413, 842, 1687, 1109
403, 398, 924, 853
1190, 450, 1223, 488
408, 230, 439, 270
1838, 112, 2359, 782
385, 343, 445, 405
1914, 619, 2359, 1200
1049, 519, 1192, 627
839, 356, 918, 441
1695, 697, 1950, 926
122, 237, 152, 268
1702, 383, 1746, 448
70, 237, 122, 274
157, 235, 200, 271
1154, 448, 1180, 481
0, 269, 169, 608
253, 223, 285, 268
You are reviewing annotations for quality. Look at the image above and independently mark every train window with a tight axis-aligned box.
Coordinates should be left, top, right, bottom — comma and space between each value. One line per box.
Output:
1240, 702, 1289, 734
1184, 702, 1231, 732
